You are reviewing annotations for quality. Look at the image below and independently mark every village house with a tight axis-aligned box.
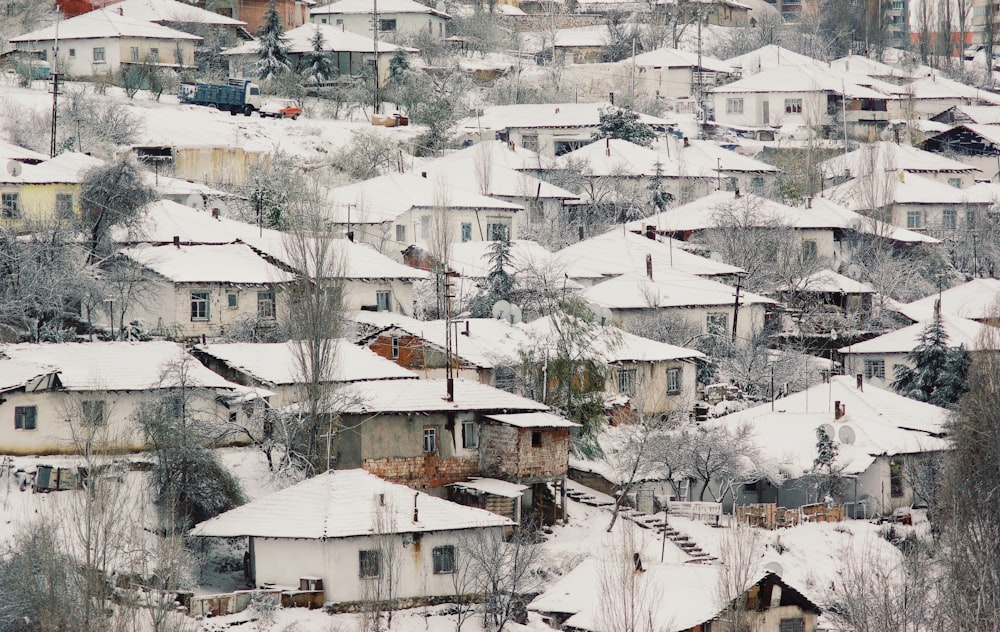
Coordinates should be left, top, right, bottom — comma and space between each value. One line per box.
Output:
192, 339, 418, 408
0, 341, 265, 455
819, 140, 983, 189
921, 123, 1000, 180
895, 74, 1000, 118
724, 44, 821, 75
929, 104, 1000, 126
10, 8, 201, 77
221, 23, 415, 86
839, 313, 994, 389
774, 269, 875, 334
620, 46, 737, 100
190, 0, 312, 32
310, 0, 451, 40
0, 152, 102, 230
893, 278, 1000, 323
715, 375, 950, 517
190, 469, 513, 607
100, 0, 250, 55
530, 558, 821, 632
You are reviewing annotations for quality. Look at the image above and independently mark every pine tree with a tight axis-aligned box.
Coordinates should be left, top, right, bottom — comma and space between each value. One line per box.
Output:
301, 26, 337, 85
891, 306, 971, 407
649, 158, 672, 211
591, 107, 655, 147
256, 0, 291, 81
484, 230, 514, 304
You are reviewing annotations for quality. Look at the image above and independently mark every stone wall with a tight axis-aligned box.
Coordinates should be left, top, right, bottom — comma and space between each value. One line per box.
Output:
479, 423, 570, 482
363, 454, 479, 491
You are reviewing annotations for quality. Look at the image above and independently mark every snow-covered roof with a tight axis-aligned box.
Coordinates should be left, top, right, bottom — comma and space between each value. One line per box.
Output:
11, 9, 202, 43
420, 142, 578, 200
719, 375, 950, 437
449, 477, 528, 498
125, 200, 428, 281
521, 24, 609, 51
458, 102, 673, 133
938, 105, 1000, 125
447, 240, 589, 292
311, 0, 450, 19
2, 341, 245, 392
190, 469, 511, 539
779, 269, 874, 294
104, 0, 247, 26
906, 74, 1000, 104
583, 270, 776, 310
145, 173, 232, 199
557, 138, 688, 178
829, 55, 922, 80
336, 378, 549, 414
724, 45, 822, 74
839, 314, 995, 355
519, 316, 705, 363
825, 171, 993, 208
623, 46, 733, 73
710, 64, 889, 99
805, 197, 940, 244
325, 173, 523, 224
656, 136, 779, 176
222, 23, 415, 56
194, 340, 417, 386
896, 278, 1000, 322
121, 242, 295, 284
484, 412, 579, 428
0, 139, 48, 164
555, 229, 745, 279
0, 358, 59, 395
819, 141, 980, 177
0, 152, 103, 185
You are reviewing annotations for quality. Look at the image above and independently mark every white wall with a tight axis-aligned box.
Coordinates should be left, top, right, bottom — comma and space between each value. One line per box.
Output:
16, 36, 196, 78
613, 302, 769, 343
713, 91, 830, 129
311, 12, 447, 39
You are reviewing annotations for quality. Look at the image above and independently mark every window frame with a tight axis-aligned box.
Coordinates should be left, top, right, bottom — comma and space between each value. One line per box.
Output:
93, 46, 106, 62
941, 209, 957, 230
486, 222, 509, 241
390, 335, 400, 360
666, 367, 681, 395
423, 426, 437, 453
432, 545, 456, 574
14, 406, 37, 430
55, 193, 74, 219
784, 98, 803, 114
889, 456, 904, 498
379, 18, 397, 32
802, 240, 818, 261
395, 224, 406, 242
725, 98, 744, 114
81, 400, 106, 426
864, 358, 885, 380
461, 222, 472, 242
462, 421, 478, 449
359, 550, 381, 578
706, 312, 728, 336
617, 367, 637, 396
376, 290, 391, 312
531, 430, 542, 447
130, 46, 140, 62
2, 192, 21, 219
906, 210, 922, 229
257, 290, 276, 320
227, 292, 238, 309
190, 291, 211, 321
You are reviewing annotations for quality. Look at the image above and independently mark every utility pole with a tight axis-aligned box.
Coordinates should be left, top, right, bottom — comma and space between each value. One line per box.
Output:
49, 16, 61, 158
731, 274, 743, 343
371, 0, 381, 114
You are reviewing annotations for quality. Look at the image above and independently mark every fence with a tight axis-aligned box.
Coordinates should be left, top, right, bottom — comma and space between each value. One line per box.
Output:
735, 503, 845, 530
667, 500, 723, 523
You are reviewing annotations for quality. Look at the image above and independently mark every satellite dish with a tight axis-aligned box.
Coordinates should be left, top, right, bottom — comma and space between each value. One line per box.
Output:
508, 303, 522, 324
819, 424, 836, 441
838, 425, 857, 445
6, 160, 22, 177
183, 193, 204, 209
206, 198, 230, 217
491, 300, 511, 321
587, 301, 614, 327
763, 561, 784, 577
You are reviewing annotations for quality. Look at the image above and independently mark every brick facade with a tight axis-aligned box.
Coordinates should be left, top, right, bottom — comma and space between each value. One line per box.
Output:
479, 423, 570, 483
363, 454, 480, 491
368, 334, 427, 370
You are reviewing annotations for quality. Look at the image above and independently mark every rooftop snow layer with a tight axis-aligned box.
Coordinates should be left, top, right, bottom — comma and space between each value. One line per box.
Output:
190, 469, 511, 539
223, 23, 415, 56
311, 0, 450, 18
484, 412, 579, 428
582, 270, 775, 310
0, 358, 59, 394
11, 9, 202, 42
336, 378, 550, 414
724, 45, 822, 73
839, 314, 995, 354
121, 242, 296, 284
709, 64, 890, 99
826, 171, 993, 208
820, 141, 981, 177
0, 152, 103, 185
105, 0, 246, 26
897, 278, 1000, 322
458, 102, 673, 133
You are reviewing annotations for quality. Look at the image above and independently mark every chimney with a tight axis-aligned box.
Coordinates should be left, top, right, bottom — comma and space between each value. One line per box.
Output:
605, 138, 610, 156
555, 107, 560, 114
734, 188, 741, 198
683, 136, 690, 147
347, 231, 355, 242
421, 171, 427, 178
463, 320, 470, 336
413, 492, 420, 522
856, 373, 863, 390
609, 92, 615, 105
645, 225, 656, 240
645, 253, 653, 280
805, 196, 812, 209
378, 493, 385, 506
633, 553, 644, 572
834, 401, 843, 420
173, 235, 180, 248
578, 226, 585, 241
211, 207, 220, 219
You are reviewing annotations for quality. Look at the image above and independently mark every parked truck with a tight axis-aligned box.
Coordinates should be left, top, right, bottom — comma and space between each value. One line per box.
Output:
178, 78, 262, 116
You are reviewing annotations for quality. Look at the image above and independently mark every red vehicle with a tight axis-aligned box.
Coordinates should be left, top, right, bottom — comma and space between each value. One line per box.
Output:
259, 99, 302, 119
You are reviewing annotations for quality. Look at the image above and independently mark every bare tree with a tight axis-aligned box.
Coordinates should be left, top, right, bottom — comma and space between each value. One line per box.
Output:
685, 423, 761, 502
715, 523, 764, 632
462, 525, 542, 632
596, 524, 664, 632
360, 496, 402, 632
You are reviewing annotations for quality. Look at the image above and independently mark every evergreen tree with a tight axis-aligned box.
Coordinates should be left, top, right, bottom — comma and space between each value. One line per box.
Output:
649, 158, 672, 212
591, 107, 655, 146
891, 307, 971, 407
256, 0, 291, 81
468, 230, 515, 317
301, 26, 337, 85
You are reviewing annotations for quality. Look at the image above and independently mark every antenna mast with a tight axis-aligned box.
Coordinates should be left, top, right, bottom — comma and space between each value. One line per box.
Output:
50, 15, 61, 158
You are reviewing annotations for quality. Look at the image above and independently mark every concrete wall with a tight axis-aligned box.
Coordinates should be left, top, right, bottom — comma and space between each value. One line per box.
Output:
612, 302, 769, 342
0, 183, 79, 229
252, 527, 504, 604
311, 12, 448, 39
479, 422, 570, 483
343, 279, 416, 317
15, 36, 197, 77
605, 359, 698, 415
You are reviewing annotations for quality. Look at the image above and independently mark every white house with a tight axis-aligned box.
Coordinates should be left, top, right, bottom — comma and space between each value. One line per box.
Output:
724, 44, 822, 75
0, 341, 264, 455
101, 0, 249, 50
894, 278, 1000, 323
10, 9, 201, 77
310, 0, 451, 40
839, 314, 993, 389
620, 46, 736, 99
189, 469, 512, 605
819, 141, 982, 189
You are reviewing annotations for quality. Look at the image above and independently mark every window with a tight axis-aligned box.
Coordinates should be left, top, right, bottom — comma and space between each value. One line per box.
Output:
131, 46, 139, 62
461, 222, 472, 242
495, 366, 516, 392
420, 215, 431, 239
2, 192, 20, 219
617, 367, 636, 396
359, 550, 381, 578
423, 426, 437, 453
725, 98, 744, 114
779, 619, 805, 632
336, 18, 344, 25
379, 18, 397, 32
433, 545, 456, 573
724, 177, 738, 191
706, 313, 728, 336
390, 336, 399, 360
784, 98, 803, 113
802, 240, 817, 261
428, 19, 433, 33
149, 48, 159, 63
93, 47, 106, 62
486, 222, 509, 241
667, 367, 681, 395
395, 224, 406, 242
906, 211, 922, 229
531, 430, 542, 447
68, 48, 75, 58
191, 291, 210, 321
376, 290, 391, 312
462, 421, 478, 449
14, 406, 36, 430
942, 209, 957, 230
864, 358, 885, 380
56, 193, 73, 219
948, 177, 961, 188
258, 291, 276, 319
750, 176, 764, 191
890, 456, 904, 497
174, 46, 183, 65
227, 292, 238, 309
81, 400, 106, 426
966, 210, 977, 229
521, 134, 539, 151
